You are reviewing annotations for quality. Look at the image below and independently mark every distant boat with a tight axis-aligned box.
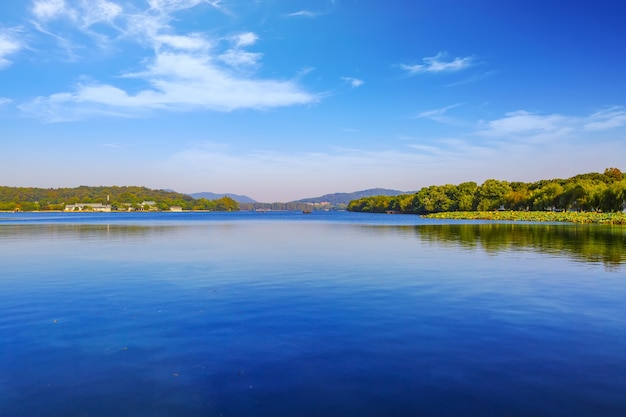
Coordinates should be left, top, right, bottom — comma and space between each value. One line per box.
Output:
302, 209, 312, 214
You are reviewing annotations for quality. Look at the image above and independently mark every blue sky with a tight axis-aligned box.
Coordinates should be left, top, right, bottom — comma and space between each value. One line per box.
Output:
1, 0, 625, 202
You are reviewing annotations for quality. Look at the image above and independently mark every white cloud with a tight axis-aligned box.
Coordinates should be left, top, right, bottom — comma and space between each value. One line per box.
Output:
400, 52, 474, 75
477, 110, 573, 142
0, 97, 13, 106
218, 49, 262, 68
80, 0, 122, 27
21, 50, 317, 121
341, 77, 364, 88
232, 32, 257, 48
20, 0, 318, 120
155, 33, 210, 50
0, 30, 23, 69
218, 33, 261, 68
584, 106, 626, 130
32, 0, 74, 21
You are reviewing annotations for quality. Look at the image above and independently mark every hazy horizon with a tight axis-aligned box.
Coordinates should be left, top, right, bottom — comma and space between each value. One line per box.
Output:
1, 1, 625, 202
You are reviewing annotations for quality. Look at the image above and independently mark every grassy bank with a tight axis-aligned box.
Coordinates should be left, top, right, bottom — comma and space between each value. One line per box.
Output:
423, 211, 626, 225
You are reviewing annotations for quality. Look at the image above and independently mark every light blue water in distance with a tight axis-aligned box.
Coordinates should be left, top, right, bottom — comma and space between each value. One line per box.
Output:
1, 211, 625, 416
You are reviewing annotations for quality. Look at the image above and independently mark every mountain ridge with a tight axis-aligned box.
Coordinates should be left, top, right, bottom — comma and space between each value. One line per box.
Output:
291, 188, 407, 205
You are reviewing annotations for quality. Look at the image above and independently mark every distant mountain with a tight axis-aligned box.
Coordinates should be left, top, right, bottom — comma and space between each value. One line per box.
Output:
292, 188, 407, 205
189, 192, 257, 204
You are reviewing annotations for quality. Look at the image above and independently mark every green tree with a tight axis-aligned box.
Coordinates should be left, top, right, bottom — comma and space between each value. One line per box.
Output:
456, 182, 478, 211
214, 196, 239, 211
531, 182, 563, 210
600, 180, 626, 212
475, 180, 512, 211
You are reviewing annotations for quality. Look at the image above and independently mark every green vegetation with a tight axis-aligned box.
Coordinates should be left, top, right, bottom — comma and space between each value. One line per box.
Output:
424, 211, 626, 225
347, 168, 626, 221
0, 185, 239, 212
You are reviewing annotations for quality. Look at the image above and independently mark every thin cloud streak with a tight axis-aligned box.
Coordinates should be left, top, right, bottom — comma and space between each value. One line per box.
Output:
416, 103, 463, 124
286, 10, 319, 18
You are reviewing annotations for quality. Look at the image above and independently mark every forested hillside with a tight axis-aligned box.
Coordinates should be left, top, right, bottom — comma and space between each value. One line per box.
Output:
0, 185, 238, 211
347, 168, 626, 214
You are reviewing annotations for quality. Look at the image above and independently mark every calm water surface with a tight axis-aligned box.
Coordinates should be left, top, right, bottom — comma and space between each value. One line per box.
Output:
1, 211, 625, 416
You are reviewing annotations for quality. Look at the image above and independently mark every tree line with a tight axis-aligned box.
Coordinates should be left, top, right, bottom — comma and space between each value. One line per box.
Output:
0, 185, 239, 211
347, 168, 626, 214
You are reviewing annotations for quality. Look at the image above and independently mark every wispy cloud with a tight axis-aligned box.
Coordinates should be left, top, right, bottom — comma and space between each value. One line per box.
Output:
583, 106, 626, 130
218, 32, 262, 68
477, 110, 575, 143
155, 33, 210, 50
416, 103, 463, 124
147, 0, 221, 14
31, 0, 75, 21
477, 107, 626, 145
32, 0, 122, 28
341, 77, 364, 88
0, 29, 23, 69
400, 52, 475, 75
286, 10, 319, 18
401, 108, 626, 188
444, 70, 496, 87
20, 0, 318, 121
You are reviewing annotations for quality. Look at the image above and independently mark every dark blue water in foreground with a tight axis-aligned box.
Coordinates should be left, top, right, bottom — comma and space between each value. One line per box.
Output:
1, 211, 625, 416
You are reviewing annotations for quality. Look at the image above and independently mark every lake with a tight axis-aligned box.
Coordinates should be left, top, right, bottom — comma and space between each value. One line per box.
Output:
1, 211, 625, 416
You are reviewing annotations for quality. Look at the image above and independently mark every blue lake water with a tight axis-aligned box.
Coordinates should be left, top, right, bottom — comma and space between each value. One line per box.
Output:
1, 211, 625, 416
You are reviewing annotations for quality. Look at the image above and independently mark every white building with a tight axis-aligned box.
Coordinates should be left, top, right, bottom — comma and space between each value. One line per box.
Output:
64, 203, 112, 212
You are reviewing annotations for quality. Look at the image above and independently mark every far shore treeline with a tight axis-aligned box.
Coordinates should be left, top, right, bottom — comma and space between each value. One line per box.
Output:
0, 185, 239, 212
347, 168, 626, 214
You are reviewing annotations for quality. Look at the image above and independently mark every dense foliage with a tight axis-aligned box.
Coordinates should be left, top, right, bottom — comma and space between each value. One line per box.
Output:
0, 185, 239, 211
425, 211, 626, 225
347, 168, 626, 214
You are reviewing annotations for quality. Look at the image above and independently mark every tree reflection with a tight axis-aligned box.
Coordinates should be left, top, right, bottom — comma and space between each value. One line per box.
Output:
414, 223, 626, 269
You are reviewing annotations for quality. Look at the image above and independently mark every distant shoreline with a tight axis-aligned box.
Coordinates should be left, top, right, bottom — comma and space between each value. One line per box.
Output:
2, 209, 626, 225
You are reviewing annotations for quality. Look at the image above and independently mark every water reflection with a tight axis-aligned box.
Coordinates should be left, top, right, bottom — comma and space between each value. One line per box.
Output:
1, 222, 624, 269
2, 218, 626, 416
412, 223, 626, 269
